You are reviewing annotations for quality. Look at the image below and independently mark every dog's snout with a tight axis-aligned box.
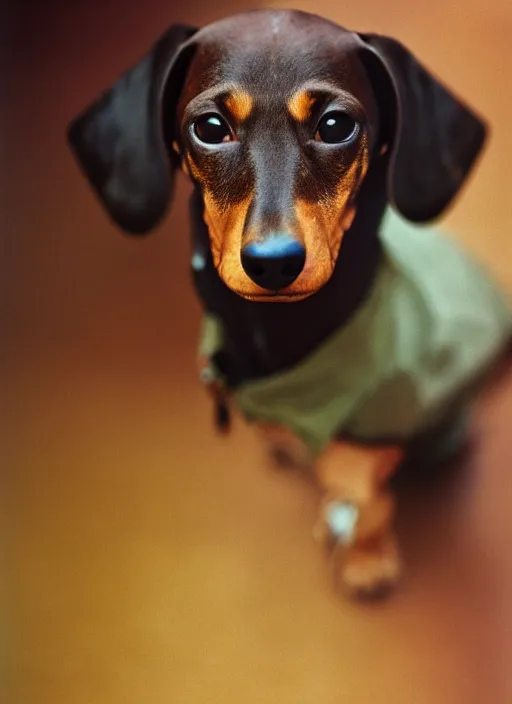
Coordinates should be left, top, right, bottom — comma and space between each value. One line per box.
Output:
241, 234, 306, 292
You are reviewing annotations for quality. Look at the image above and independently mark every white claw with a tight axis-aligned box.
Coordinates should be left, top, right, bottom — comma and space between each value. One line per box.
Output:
324, 501, 359, 545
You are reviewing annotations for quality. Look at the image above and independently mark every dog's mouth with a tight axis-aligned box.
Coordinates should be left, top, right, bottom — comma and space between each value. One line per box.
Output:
221, 254, 336, 302
230, 289, 317, 302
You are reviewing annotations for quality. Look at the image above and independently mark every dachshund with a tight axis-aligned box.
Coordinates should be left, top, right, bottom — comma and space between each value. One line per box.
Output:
67, 9, 512, 599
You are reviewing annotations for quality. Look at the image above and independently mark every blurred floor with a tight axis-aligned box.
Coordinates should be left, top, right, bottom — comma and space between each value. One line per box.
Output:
2, 1, 512, 703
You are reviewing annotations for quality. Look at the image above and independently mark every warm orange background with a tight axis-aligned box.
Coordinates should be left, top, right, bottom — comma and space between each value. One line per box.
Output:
3, 1, 512, 703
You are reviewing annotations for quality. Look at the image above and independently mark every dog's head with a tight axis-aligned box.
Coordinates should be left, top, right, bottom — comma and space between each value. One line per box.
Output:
68, 10, 487, 302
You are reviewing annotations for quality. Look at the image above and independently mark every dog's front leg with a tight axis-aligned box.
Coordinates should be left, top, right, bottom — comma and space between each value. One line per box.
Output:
314, 441, 404, 599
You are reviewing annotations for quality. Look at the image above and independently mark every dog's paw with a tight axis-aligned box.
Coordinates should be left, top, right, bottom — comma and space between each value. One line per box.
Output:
313, 500, 359, 545
336, 535, 402, 600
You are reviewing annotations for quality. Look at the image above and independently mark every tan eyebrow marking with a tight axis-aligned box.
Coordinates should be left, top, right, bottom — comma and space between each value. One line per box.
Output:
224, 90, 253, 122
288, 90, 316, 122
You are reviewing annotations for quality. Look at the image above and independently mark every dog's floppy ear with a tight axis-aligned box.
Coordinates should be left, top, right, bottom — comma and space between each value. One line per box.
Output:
67, 24, 197, 234
357, 33, 488, 222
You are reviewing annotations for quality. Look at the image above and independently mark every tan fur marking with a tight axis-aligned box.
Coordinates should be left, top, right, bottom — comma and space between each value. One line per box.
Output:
340, 534, 402, 598
288, 90, 315, 122
202, 191, 255, 292
293, 138, 370, 292
316, 442, 402, 504
172, 142, 190, 175
184, 151, 201, 181
225, 90, 253, 122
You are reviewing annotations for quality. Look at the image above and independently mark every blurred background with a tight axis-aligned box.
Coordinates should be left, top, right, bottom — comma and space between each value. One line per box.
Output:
2, 1, 512, 702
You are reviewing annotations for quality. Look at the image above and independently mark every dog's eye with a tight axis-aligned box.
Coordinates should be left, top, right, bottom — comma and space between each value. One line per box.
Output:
315, 112, 358, 144
193, 114, 233, 144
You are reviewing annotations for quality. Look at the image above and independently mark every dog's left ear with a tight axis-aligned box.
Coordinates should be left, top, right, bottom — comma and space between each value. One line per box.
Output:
356, 33, 488, 222
67, 24, 197, 234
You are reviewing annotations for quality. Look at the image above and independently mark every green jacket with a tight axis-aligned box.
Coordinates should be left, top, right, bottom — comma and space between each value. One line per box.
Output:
199, 209, 512, 456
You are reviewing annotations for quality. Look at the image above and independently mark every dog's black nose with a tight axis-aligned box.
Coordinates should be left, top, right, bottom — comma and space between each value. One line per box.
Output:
241, 235, 306, 292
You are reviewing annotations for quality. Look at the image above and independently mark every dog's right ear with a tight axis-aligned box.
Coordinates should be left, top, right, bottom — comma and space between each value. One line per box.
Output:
67, 24, 197, 234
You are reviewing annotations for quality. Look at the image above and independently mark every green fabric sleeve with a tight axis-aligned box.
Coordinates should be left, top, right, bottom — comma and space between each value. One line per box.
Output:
197, 314, 227, 387
198, 314, 225, 360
